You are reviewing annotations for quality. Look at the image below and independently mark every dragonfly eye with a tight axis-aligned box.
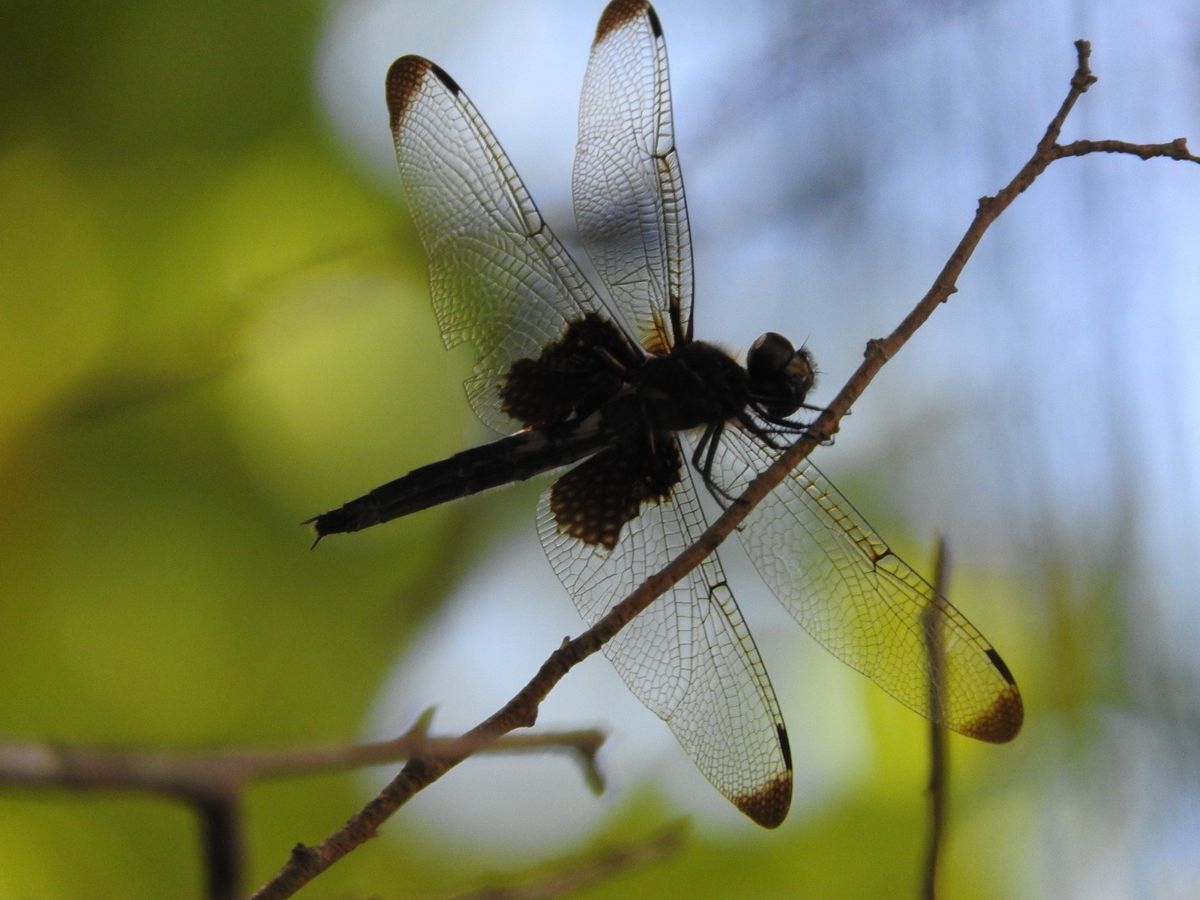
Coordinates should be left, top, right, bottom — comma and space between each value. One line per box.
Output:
747, 332, 816, 418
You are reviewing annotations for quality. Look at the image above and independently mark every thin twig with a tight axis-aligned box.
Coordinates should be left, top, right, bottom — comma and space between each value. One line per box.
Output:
445, 820, 687, 899
0, 725, 604, 793
0, 724, 603, 900
921, 538, 951, 900
1055, 137, 1200, 162
252, 40, 1199, 898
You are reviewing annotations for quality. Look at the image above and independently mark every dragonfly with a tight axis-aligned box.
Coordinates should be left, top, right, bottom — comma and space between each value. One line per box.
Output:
309, 0, 1022, 828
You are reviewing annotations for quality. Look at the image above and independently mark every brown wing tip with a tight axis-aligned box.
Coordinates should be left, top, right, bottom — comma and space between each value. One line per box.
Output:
732, 771, 793, 828
385, 56, 461, 129
595, 0, 659, 45
962, 686, 1025, 743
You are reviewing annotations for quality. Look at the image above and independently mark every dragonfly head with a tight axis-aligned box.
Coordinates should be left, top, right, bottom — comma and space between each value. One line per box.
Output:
746, 332, 816, 420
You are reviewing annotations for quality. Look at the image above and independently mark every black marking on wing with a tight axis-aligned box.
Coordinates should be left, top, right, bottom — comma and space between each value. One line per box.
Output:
499, 313, 640, 429
777, 724, 793, 770
428, 62, 460, 95
986, 647, 1017, 685
549, 435, 682, 550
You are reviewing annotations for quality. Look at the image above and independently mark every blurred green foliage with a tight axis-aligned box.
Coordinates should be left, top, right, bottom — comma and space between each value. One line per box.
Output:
0, 1, 489, 894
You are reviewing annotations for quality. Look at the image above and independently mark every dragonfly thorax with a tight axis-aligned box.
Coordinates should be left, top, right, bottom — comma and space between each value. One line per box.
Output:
631, 340, 754, 434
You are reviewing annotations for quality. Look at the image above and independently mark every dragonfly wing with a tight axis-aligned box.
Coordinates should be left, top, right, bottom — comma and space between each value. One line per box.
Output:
387, 57, 623, 434
717, 427, 1023, 743
574, 0, 693, 353
537, 435, 792, 826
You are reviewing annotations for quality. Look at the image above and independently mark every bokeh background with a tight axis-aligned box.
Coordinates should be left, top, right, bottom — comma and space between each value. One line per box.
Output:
2, 0, 1198, 896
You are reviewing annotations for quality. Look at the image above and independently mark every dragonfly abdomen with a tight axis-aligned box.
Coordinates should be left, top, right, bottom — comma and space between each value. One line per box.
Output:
308, 418, 612, 539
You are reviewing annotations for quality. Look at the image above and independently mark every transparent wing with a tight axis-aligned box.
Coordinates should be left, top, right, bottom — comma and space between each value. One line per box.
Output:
386, 56, 618, 434
717, 427, 1023, 743
574, 0, 693, 352
537, 437, 792, 827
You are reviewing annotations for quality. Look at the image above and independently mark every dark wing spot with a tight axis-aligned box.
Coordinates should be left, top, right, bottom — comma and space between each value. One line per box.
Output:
732, 771, 792, 829
549, 435, 682, 551
962, 685, 1024, 743
500, 313, 638, 429
385, 56, 432, 130
594, 0, 652, 45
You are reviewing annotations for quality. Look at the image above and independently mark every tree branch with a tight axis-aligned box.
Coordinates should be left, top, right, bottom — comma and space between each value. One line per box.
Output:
0, 722, 604, 900
0, 723, 604, 793
252, 38, 1198, 898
